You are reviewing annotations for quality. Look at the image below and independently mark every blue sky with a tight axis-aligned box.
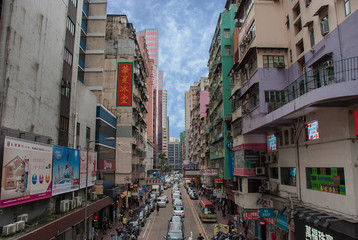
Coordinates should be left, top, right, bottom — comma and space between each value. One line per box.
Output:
107, 0, 227, 138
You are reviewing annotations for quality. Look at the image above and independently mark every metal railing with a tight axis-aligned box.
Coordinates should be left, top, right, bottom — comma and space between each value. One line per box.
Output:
268, 57, 358, 112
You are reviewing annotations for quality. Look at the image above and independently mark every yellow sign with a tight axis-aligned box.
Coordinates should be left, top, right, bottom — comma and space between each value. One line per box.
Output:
213, 224, 229, 235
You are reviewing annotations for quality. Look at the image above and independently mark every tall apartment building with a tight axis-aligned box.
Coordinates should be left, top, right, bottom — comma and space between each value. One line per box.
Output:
162, 90, 169, 157
180, 131, 185, 170
207, 3, 236, 181
168, 137, 181, 171
229, 0, 358, 239
0, 1, 112, 239
103, 15, 148, 185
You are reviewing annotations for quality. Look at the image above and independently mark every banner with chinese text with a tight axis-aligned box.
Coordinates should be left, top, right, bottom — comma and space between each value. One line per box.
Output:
116, 62, 133, 106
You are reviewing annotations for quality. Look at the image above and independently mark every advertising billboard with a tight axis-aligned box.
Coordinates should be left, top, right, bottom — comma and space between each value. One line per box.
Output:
52, 145, 80, 195
80, 150, 97, 189
0, 137, 53, 208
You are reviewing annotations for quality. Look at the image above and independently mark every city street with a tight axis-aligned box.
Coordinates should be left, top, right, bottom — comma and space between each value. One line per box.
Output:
138, 185, 213, 240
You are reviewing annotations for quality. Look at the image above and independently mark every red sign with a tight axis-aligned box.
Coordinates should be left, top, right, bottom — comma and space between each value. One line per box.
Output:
242, 211, 259, 220
214, 178, 223, 184
264, 218, 275, 225
146, 179, 163, 185
117, 62, 133, 106
98, 159, 115, 170
133, 184, 139, 188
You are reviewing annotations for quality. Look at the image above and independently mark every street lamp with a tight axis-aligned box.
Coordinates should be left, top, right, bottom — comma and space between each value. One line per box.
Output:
84, 137, 115, 240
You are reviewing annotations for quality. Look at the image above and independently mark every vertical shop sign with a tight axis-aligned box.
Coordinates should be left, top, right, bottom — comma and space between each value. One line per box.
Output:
116, 62, 133, 106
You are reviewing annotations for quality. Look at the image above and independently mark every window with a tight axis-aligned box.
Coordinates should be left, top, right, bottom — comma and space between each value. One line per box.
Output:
248, 179, 261, 193
290, 49, 293, 63
309, 27, 315, 47
281, 167, 296, 186
285, 15, 290, 29
293, 2, 301, 19
60, 116, 69, 132
61, 83, 70, 97
86, 127, 91, 140
0, 0, 2, 19
263, 55, 285, 68
71, 0, 77, 7
265, 91, 283, 103
225, 45, 231, 55
76, 123, 80, 136
64, 48, 73, 66
306, 168, 346, 195
296, 39, 304, 56
284, 129, 289, 145
224, 28, 230, 38
67, 17, 75, 36
320, 16, 329, 36
344, 0, 351, 16
269, 167, 279, 179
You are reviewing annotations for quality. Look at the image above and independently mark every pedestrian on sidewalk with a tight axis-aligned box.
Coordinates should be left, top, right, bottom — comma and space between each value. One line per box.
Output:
156, 203, 160, 215
244, 224, 249, 239
197, 233, 204, 240
122, 216, 127, 228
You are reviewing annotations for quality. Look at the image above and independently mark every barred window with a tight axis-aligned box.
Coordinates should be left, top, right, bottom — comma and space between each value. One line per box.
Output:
67, 17, 75, 36
64, 48, 73, 66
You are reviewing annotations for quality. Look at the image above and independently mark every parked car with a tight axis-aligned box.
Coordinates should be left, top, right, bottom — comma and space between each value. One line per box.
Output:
164, 221, 185, 240
172, 193, 181, 203
169, 215, 183, 223
159, 195, 169, 203
173, 206, 185, 218
173, 199, 183, 208
157, 199, 167, 208
140, 204, 151, 217
189, 192, 198, 200
127, 218, 141, 236
132, 209, 147, 227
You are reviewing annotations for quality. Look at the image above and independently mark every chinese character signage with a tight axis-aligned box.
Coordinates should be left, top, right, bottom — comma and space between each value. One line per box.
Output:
276, 214, 288, 232
146, 179, 163, 185
267, 134, 277, 151
242, 211, 259, 220
116, 62, 133, 106
259, 208, 274, 218
305, 225, 334, 240
52, 145, 80, 195
184, 170, 200, 176
79, 150, 97, 189
0, 137, 53, 208
307, 120, 319, 141
214, 178, 223, 184
202, 169, 218, 176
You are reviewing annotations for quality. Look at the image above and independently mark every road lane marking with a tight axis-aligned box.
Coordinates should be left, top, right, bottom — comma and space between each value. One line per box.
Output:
141, 219, 151, 238
145, 212, 157, 240
185, 189, 209, 240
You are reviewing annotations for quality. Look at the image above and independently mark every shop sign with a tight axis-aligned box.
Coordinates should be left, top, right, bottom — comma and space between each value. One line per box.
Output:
264, 218, 275, 225
242, 211, 259, 220
99, 159, 115, 170
276, 215, 288, 232
142, 185, 152, 191
184, 170, 200, 176
259, 208, 274, 218
116, 62, 133, 106
146, 179, 163, 184
214, 178, 223, 184
305, 225, 334, 240
202, 169, 218, 176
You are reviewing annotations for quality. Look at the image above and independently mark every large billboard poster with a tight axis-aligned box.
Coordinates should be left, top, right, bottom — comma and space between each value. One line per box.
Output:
52, 145, 80, 195
80, 150, 97, 189
0, 137, 53, 208
116, 62, 133, 106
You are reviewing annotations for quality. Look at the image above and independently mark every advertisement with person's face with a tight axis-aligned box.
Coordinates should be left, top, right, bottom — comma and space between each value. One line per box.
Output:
0, 137, 53, 208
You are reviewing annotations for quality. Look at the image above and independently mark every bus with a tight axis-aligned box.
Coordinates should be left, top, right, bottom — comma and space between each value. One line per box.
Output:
199, 200, 217, 223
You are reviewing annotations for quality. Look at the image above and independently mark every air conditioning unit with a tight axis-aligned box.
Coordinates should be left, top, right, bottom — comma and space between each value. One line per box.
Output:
75, 196, 82, 207
60, 199, 70, 213
259, 182, 269, 193
90, 192, 97, 201
255, 167, 266, 176
15, 220, 25, 232
274, 62, 285, 68
70, 199, 77, 209
17, 213, 29, 223
270, 182, 279, 192
2, 223, 17, 236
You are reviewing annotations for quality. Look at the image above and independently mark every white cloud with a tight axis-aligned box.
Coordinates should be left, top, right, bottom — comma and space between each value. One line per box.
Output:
107, 0, 227, 137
